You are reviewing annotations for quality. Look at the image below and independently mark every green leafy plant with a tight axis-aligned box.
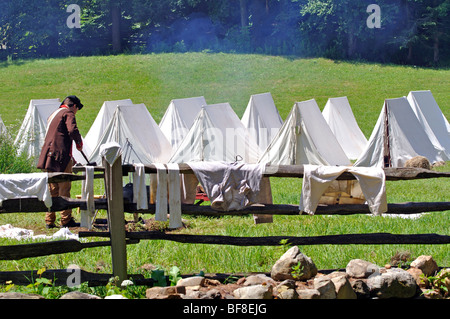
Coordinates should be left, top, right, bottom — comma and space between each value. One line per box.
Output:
168, 266, 181, 286
105, 276, 122, 296
151, 268, 167, 287
149, 266, 182, 287
4, 280, 15, 292
291, 262, 304, 280
223, 275, 239, 284
279, 239, 292, 252
421, 269, 449, 298
25, 267, 54, 297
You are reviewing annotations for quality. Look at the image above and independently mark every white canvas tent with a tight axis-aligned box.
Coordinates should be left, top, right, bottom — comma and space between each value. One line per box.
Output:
169, 102, 261, 164
0, 114, 7, 137
258, 99, 351, 166
354, 97, 448, 168
159, 96, 207, 149
82, 99, 134, 153
87, 103, 173, 165
406, 90, 450, 159
72, 99, 134, 164
14, 99, 60, 163
322, 97, 368, 160
241, 92, 283, 151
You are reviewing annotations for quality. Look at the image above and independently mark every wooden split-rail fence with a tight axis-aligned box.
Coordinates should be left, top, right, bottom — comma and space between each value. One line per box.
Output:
0, 155, 449, 287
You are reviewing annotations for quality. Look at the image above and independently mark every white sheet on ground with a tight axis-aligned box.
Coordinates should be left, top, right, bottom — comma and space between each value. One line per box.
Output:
0, 224, 79, 240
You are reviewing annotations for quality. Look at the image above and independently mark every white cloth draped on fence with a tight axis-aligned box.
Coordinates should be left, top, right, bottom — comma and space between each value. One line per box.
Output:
133, 163, 148, 210
154, 163, 168, 221
299, 165, 388, 216
99, 142, 122, 165
80, 166, 95, 229
0, 173, 52, 208
152, 163, 183, 229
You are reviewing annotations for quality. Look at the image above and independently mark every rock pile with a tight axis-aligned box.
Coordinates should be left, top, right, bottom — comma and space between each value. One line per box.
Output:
143, 246, 447, 300
0, 246, 447, 299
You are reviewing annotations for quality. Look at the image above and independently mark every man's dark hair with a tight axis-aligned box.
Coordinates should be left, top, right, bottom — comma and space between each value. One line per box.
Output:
62, 95, 84, 110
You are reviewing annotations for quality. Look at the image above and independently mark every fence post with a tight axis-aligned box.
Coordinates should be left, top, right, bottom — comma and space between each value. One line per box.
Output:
103, 155, 127, 285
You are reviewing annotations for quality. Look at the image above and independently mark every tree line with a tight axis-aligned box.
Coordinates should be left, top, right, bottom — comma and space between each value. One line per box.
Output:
1, 0, 449, 66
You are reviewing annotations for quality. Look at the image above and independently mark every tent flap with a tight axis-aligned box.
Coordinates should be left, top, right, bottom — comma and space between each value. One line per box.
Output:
170, 103, 261, 164
355, 97, 448, 168
241, 92, 283, 151
259, 99, 351, 166
322, 96, 368, 160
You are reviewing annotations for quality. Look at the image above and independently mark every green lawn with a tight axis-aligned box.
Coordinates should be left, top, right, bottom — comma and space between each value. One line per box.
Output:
0, 53, 448, 277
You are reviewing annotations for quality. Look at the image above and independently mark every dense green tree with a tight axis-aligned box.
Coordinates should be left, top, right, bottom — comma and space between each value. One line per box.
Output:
0, 0, 69, 58
0, 0, 448, 65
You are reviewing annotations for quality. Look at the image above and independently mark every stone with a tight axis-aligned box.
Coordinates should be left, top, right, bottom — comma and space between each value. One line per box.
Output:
276, 279, 296, 290
350, 279, 371, 299
182, 289, 204, 299
0, 292, 44, 299
330, 274, 357, 299
346, 259, 379, 278
176, 276, 205, 287
146, 286, 185, 299
243, 274, 276, 287
60, 291, 101, 299
407, 267, 428, 288
327, 271, 347, 279
202, 289, 222, 299
368, 268, 417, 299
277, 288, 298, 299
314, 276, 336, 299
271, 246, 317, 281
233, 284, 273, 299
276, 279, 298, 299
410, 255, 439, 277
297, 289, 320, 299
205, 278, 221, 286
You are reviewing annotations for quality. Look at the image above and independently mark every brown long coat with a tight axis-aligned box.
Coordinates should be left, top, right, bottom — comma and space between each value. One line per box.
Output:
37, 107, 83, 172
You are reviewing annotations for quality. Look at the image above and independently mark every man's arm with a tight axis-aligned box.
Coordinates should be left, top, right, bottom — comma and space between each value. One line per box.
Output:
65, 111, 83, 150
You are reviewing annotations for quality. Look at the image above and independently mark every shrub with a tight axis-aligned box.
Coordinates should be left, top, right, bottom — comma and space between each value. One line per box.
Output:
0, 134, 36, 174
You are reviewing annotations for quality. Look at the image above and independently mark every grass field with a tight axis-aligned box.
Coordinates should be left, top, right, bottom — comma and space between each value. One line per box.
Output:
0, 53, 449, 277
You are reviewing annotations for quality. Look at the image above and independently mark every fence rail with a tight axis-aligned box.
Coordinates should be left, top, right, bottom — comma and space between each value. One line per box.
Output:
79, 231, 450, 246
0, 159, 449, 286
2, 197, 449, 216
118, 163, 450, 180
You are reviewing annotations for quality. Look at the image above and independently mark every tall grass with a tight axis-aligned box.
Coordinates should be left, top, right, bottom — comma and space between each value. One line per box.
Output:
0, 134, 36, 174
0, 53, 448, 277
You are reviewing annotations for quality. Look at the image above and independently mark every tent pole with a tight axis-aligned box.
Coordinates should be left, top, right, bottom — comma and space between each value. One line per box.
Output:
383, 102, 392, 167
